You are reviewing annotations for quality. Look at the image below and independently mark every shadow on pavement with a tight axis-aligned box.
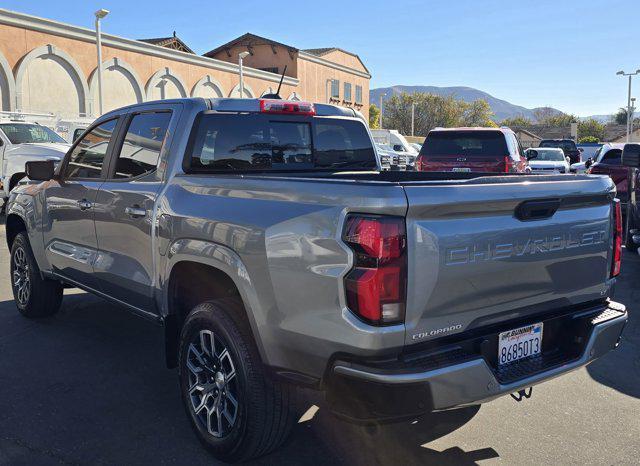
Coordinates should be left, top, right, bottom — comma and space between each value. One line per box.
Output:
586, 248, 640, 399
0, 291, 496, 465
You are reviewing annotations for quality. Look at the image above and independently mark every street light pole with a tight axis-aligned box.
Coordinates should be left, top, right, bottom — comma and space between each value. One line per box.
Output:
379, 93, 386, 129
411, 102, 415, 137
238, 51, 250, 97
631, 97, 637, 142
617, 69, 640, 142
94, 9, 109, 116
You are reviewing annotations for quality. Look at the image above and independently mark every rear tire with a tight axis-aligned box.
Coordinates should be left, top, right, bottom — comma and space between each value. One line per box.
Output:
625, 204, 639, 253
10, 232, 63, 318
178, 299, 296, 462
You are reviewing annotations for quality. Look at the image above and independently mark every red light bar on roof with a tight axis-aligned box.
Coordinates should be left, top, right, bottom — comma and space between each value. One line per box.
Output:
259, 99, 315, 115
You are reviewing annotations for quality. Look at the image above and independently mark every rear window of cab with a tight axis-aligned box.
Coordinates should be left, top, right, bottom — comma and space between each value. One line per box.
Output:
419, 130, 508, 158
185, 113, 377, 172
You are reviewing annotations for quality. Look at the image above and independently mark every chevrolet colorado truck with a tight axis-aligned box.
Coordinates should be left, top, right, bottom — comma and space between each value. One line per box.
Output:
5, 97, 628, 462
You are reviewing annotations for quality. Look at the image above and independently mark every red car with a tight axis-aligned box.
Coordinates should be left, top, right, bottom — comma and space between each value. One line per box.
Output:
416, 127, 529, 173
587, 143, 628, 204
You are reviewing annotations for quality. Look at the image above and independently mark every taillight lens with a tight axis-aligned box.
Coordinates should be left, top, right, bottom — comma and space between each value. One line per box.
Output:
415, 156, 426, 171
343, 215, 407, 325
611, 199, 622, 277
259, 99, 315, 115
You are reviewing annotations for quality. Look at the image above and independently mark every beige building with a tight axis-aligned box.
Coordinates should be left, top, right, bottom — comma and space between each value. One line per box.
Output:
0, 9, 370, 122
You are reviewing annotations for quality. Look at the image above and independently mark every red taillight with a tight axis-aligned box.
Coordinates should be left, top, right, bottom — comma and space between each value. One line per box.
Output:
611, 199, 622, 277
504, 156, 512, 173
259, 99, 315, 115
343, 215, 407, 325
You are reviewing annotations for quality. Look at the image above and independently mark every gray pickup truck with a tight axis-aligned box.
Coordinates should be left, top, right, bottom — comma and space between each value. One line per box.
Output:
5, 97, 628, 462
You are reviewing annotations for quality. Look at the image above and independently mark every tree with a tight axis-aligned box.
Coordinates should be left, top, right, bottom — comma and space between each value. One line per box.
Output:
579, 136, 599, 143
533, 107, 557, 122
577, 119, 605, 142
369, 104, 381, 129
539, 113, 579, 126
613, 108, 628, 125
381, 92, 495, 136
499, 116, 533, 127
462, 99, 495, 127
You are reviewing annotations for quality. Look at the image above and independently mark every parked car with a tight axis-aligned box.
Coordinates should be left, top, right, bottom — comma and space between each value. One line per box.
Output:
370, 129, 418, 155
56, 120, 91, 143
376, 143, 414, 170
527, 147, 570, 174
416, 127, 530, 173
376, 144, 406, 170
539, 139, 583, 165
621, 143, 640, 252
5, 97, 627, 462
587, 143, 628, 204
0, 119, 70, 200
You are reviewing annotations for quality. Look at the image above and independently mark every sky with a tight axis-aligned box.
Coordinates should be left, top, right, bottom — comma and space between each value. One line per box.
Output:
3, 0, 640, 116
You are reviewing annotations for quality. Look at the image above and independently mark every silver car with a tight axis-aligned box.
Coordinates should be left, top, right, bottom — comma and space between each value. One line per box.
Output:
528, 147, 570, 174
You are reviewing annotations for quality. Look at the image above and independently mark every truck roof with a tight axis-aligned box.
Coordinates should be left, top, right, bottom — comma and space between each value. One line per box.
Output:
102, 97, 362, 120
430, 126, 512, 133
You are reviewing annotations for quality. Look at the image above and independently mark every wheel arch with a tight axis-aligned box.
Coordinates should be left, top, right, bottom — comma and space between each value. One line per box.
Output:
5, 212, 27, 249
162, 239, 266, 368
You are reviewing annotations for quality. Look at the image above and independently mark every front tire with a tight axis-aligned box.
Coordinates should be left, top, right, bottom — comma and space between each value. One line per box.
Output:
178, 299, 296, 462
10, 232, 63, 318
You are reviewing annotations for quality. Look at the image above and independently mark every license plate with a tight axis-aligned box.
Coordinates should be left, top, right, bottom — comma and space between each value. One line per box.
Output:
498, 323, 543, 365
452, 167, 471, 172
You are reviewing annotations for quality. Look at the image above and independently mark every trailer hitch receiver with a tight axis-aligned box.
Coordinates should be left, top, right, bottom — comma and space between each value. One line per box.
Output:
510, 387, 533, 402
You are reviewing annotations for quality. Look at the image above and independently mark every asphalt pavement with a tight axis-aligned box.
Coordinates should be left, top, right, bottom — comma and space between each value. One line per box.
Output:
0, 222, 638, 465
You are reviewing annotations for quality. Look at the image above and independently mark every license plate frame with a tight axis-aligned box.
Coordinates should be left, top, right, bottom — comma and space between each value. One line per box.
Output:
498, 322, 543, 365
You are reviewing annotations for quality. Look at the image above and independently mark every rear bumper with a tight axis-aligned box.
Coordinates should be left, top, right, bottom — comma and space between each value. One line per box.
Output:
327, 301, 627, 422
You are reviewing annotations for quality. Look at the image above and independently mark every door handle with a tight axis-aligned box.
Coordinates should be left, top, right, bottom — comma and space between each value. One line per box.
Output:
77, 199, 93, 210
125, 205, 147, 218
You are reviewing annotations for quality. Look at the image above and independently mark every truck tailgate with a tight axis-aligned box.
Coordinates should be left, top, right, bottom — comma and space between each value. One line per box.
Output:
402, 175, 616, 346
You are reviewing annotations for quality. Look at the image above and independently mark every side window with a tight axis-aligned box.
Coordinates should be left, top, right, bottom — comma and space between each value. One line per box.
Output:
112, 112, 171, 179
515, 135, 526, 158
505, 133, 517, 160
602, 149, 622, 165
64, 119, 117, 179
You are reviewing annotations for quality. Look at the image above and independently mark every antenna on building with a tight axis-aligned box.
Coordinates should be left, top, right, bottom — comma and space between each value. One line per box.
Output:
262, 65, 287, 99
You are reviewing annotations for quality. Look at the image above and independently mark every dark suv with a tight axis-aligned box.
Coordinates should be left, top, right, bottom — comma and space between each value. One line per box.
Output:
539, 139, 583, 165
416, 127, 529, 173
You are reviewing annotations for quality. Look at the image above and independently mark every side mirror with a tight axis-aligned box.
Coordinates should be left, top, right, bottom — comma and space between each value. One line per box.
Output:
526, 149, 538, 160
622, 143, 640, 167
25, 160, 55, 181
578, 148, 584, 153
585, 157, 594, 169
393, 144, 403, 152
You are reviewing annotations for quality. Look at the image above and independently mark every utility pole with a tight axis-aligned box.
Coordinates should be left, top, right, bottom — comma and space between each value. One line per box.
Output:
238, 51, 250, 97
411, 101, 415, 137
379, 93, 386, 129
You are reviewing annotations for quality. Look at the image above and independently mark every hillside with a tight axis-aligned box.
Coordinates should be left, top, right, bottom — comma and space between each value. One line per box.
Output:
370, 85, 564, 122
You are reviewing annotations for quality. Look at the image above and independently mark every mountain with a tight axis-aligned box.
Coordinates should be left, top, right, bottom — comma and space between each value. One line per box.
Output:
370, 85, 563, 122
580, 114, 613, 123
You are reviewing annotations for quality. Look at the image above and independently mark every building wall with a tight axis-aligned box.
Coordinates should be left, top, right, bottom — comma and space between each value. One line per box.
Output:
297, 54, 369, 117
0, 10, 370, 121
209, 43, 298, 80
